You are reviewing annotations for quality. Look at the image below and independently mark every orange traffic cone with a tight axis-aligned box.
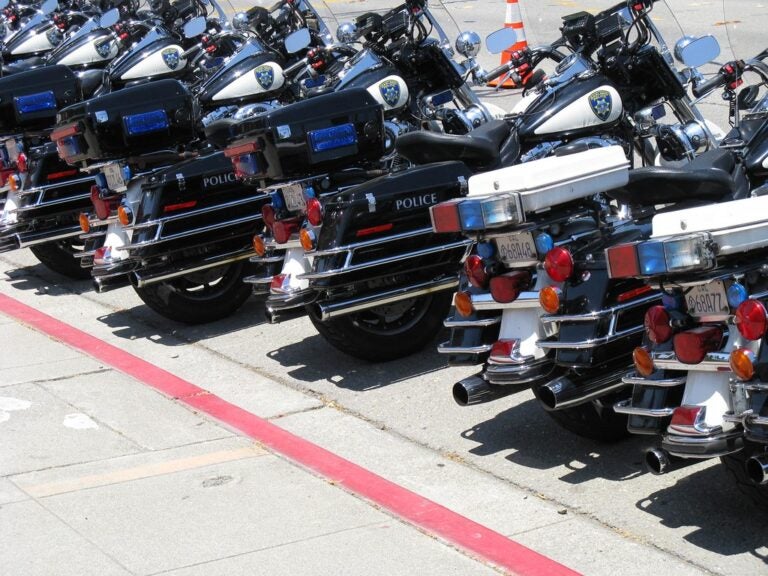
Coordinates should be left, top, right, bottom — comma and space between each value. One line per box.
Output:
488, 0, 529, 89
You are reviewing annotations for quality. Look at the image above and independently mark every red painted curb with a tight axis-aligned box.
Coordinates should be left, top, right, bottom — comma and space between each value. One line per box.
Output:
0, 292, 581, 576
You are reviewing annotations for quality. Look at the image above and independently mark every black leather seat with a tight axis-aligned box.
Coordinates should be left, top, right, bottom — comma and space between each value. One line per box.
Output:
77, 69, 106, 99
608, 149, 741, 205
395, 120, 512, 169
204, 118, 239, 149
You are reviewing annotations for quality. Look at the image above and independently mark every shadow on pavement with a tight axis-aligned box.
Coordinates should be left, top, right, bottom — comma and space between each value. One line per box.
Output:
638, 464, 768, 562
3, 264, 92, 297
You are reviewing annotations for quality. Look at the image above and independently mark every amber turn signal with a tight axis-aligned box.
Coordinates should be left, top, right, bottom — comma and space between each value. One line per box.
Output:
633, 347, 654, 378
78, 212, 90, 234
252, 234, 266, 257
730, 348, 756, 381
539, 286, 561, 314
454, 291, 474, 318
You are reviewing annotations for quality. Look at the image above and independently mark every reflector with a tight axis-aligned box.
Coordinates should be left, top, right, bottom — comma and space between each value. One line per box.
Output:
490, 271, 529, 303
673, 326, 723, 364
735, 299, 768, 341
543, 247, 574, 283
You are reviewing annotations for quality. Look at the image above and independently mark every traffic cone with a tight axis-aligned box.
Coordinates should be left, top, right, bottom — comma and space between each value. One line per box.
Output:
488, 0, 528, 89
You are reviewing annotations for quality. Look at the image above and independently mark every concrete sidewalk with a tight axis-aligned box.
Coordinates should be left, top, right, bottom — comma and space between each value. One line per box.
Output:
0, 315, 502, 576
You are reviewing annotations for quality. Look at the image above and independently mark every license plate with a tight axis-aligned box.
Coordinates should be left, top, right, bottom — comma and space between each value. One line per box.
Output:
103, 162, 126, 192
495, 231, 536, 265
686, 280, 729, 317
282, 183, 306, 212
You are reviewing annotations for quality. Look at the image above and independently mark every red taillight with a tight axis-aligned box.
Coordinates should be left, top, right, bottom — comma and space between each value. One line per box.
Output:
356, 223, 394, 237
306, 197, 323, 226
644, 305, 673, 344
270, 274, 287, 292
272, 218, 299, 244
50, 123, 80, 142
489, 339, 521, 364
223, 139, 260, 158
673, 326, 723, 364
489, 271, 530, 303
90, 185, 112, 220
429, 200, 462, 233
735, 299, 768, 341
543, 247, 574, 283
16, 152, 27, 173
261, 204, 276, 230
464, 255, 488, 289
605, 244, 640, 278
617, 284, 653, 303
669, 405, 705, 435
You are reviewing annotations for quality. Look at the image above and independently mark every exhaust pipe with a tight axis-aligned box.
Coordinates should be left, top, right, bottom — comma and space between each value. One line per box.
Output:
265, 303, 308, 324
645, 448, 673, 475
316, 277, 458, 321
746, 455, 768, 485
453, 375, 520, 406
92, 273, 131, 293
537, 368, 631, 411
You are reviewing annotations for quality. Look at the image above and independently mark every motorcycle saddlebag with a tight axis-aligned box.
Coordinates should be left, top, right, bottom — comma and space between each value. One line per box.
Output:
52, 79, 195, 164
226, 88, 385, 181
0, 65, 80, 130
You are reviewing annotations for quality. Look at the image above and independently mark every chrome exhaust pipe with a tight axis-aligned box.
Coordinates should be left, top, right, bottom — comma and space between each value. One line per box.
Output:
316, 277, 458, 321
452, 375, 520, 406
538, 368, 631, 411
746, 455, 768, 485
133, 250, 253, 287
92, 273, 131, 294
264, 303, 308, 324
645, 448, 673, 475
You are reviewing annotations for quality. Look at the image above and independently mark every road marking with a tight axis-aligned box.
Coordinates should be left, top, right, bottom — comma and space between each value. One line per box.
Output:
19, 446, 265, 498
0, 294, 581, 576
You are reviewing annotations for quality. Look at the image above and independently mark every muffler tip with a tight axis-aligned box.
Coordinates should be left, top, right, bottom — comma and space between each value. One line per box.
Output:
453, 376, 491, 407
645, 447, 672, 475
746, 455, 768, 485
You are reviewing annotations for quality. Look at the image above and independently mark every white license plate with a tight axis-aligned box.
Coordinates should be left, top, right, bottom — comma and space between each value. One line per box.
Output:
686, 280, 729, 317
495, 231, 537, 265
5, 139, 19, 164
102, 162, 126, 192
282, 183, 306, 212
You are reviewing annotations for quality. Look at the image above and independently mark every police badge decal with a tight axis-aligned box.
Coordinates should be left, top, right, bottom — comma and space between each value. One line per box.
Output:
379, 79, 401, 107
162, 47, 181, 70
254, 65, 275, 90
588, 90, 612, 122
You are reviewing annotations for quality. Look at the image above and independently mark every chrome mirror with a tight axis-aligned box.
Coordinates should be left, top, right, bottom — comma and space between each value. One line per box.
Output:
336, 21, 357, 44
456, 31, 481, 58
675, 35, 721, 68
183, 16, 207, 39
99, 8, 120, 28
485, 27, 516, 55
285, 27, 311, 54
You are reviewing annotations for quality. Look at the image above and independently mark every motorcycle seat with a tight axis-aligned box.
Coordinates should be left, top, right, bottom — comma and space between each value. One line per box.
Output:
395, 120, 512, 169
203, 118, 238, 148
77, 69, 106, 99
607, 149, 740, 206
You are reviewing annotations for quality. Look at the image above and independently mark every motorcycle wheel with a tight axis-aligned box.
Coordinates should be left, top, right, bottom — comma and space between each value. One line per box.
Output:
29, 239, 91, 280
132, 261, 253, 324
721, 441, 768, 508
531, 385, 630, 442
308, 291, 453, 362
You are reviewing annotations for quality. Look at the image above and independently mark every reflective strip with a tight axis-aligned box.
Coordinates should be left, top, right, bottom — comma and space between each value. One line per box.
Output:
505, 3, 522, 23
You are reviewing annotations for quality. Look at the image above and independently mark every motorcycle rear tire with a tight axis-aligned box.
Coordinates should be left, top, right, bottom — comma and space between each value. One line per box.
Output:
308, 291, 452, 362
29, 239, 91, 280
531, 386, 630, 442
721, 441, 768, 508
132, 261, 253, 324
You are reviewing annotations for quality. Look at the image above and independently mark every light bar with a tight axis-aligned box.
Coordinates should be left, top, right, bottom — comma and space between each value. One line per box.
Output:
605, 233, 714, 278
430, 194, 522, 233
123, 109, 169, 136
308, 123, 356, 153
15, 91, 56, 114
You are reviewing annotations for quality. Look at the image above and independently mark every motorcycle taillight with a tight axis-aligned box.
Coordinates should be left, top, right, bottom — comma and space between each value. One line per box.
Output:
464, 255, 488, 289
672, 326, 723, 364
272, 218, 299, 244
489, 271, 530, 304
644, 305, 673, 344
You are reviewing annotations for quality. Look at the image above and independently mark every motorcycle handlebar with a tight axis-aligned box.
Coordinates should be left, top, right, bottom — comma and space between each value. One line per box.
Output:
692, 72, 726, 98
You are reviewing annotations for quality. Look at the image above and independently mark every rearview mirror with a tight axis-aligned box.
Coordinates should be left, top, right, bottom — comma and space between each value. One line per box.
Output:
41, 0, 58, 15
485, 28, 516, 55
0, 0, 9, 10
675, 35, 720, 69
99, 8, 120, 28
456, 31, 481, 58
285, 28, 311, 54
183, 16, 207, 39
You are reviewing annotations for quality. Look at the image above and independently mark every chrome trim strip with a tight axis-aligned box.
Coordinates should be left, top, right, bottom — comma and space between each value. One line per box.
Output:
300, 239, 471, 280
243, 275, 275, 285
437, 342, 493, 354
317, 277, 459, 321
651, 351, 731, 372
249, 255, 285, 264
613, 400, 676, 418
15, 226, 82, 248
17, 175, 96, 197
123, 214, 263, 251
265, 238, 302, 250
621, 373, 687, 388
312, 227, 434, 257
537, 325, 644, 350
539, 294, 659, 324
443, 316, 501, 328
14, 192, 91, 212
469, 291, 540, 311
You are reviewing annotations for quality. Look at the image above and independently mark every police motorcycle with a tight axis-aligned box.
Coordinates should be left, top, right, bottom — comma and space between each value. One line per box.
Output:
53, 1, 334, 322
0, 0, 237, 278
218, 2, 522, 359
424, 0, 731, 438
597, 53, 768, 504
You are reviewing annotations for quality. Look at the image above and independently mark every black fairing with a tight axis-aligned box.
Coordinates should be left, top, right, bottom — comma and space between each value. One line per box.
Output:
197, 51, 286, 107
0, 64, 80, 130
131, 151, 267, 260
310, 161, 472, 288
516, 74, 620, 142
